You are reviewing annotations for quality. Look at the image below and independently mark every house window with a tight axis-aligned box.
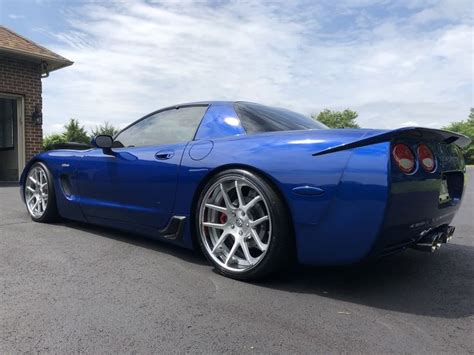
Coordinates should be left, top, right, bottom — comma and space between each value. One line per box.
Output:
0, 98, 16, 150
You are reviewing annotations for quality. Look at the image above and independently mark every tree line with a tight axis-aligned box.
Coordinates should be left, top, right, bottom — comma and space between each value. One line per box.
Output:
313, 108, 473, 163
443, 109, 474, 164
44, 108, 473, 164
43, 119, 120, 151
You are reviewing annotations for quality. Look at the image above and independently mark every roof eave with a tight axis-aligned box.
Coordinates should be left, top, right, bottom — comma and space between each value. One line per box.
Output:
0, 47, 73, 73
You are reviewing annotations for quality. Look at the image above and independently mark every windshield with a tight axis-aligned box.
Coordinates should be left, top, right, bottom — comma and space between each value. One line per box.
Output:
234, 102, 327, 134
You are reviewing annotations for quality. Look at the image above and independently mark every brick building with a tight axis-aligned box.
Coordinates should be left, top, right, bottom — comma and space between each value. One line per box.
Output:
0, 26, 72, 181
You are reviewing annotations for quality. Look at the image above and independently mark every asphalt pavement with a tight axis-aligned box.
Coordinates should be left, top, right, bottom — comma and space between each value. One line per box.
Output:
1, 168, 473, 353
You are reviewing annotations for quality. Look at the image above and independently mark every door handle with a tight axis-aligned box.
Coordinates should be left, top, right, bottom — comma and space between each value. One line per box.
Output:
155, 150, 174, 160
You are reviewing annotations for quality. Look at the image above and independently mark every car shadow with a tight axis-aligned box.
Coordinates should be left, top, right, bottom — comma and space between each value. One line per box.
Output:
63, 220, 209, 266
60, 220, 472, 319
257, 243, 474, 319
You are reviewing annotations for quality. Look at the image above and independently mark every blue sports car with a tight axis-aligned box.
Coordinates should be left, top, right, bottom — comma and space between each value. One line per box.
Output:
20, 101, 470, 280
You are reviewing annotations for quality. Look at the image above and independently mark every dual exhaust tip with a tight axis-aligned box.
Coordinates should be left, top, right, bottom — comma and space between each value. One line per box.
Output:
413, 226, 455, 253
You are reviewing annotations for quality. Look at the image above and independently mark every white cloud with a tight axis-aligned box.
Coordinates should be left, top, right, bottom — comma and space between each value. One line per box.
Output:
408, 0, 473, 24
8, 14, 25, 20
41, 0, 473, 134
401, 121, 420, 126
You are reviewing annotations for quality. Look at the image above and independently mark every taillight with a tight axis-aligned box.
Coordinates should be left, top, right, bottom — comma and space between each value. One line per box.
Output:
417, 144, 435, 172
392, 143, 416, 174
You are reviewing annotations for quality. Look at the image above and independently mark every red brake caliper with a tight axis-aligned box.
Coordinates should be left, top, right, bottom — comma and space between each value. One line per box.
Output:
219, 212, 227, 224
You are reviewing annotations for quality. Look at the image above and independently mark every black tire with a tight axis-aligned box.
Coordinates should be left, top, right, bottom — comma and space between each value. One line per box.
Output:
24, 162, 59, 223
196, 168, 294, 280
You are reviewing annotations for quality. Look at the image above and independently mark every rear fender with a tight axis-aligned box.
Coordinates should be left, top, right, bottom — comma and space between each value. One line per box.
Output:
297, 141, 391, 265
177, 133, 361, 250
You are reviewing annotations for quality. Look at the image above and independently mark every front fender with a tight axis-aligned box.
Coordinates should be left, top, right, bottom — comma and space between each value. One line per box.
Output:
20, 150, 87, 222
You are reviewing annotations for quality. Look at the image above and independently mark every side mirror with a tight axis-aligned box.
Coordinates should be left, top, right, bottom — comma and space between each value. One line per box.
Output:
92, 135, 114, 154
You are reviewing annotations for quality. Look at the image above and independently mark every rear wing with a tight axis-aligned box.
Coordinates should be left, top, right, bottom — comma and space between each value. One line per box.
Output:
313, 127, 471, 157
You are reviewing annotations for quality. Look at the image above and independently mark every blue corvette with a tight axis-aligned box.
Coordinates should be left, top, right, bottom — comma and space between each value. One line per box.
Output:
20, 101, 470, 280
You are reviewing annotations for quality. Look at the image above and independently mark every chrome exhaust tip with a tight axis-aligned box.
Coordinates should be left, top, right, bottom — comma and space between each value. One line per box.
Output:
413, 226, 455, 252
441, 226, 455, 243
413, 228, 451, 253
413, 234, 440, 252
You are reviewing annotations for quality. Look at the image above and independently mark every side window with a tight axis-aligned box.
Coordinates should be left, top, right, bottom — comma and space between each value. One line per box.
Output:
114, 106, 208, 148
234, 102, 326, 134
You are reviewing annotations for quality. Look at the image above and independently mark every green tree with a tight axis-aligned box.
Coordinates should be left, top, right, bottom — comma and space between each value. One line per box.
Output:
312, 109, 360, 128
90, 121, 120, 139
443, 108, 474, 164
43, 133, 67, 151
63, 118, 90, 144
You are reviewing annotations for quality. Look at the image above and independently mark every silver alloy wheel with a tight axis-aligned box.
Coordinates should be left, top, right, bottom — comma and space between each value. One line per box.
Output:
25, 166, 49, 219
199, 175, 272, 273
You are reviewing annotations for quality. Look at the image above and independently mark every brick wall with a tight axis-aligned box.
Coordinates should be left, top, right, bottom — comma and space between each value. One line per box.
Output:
0, 56, 42, 162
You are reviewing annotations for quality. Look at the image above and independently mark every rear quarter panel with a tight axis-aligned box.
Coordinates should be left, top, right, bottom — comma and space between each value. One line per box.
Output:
177, 130, 391, 264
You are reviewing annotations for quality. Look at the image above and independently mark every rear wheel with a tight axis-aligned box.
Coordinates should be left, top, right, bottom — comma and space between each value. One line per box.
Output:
196, 169, 293, 280
24, 162, 59, 223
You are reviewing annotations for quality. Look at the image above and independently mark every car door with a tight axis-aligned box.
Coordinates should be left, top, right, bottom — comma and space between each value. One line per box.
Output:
76, 105, 209, 229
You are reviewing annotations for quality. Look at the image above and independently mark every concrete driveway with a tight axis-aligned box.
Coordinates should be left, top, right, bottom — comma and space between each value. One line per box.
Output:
1, 169, 473, 353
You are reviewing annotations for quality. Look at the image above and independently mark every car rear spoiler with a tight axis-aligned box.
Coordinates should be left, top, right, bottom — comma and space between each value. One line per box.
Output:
313, 127, 471, 157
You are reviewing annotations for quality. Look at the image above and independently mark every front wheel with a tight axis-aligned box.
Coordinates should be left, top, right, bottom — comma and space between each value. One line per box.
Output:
24, 162, 59, 223
196, 169, 293, 280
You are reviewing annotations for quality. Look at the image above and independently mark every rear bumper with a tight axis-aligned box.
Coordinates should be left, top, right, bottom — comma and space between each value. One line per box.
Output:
373, 223, 456, 257
295, 168, 465, 266
296, 130, 467, 266
372, 169, 465, 256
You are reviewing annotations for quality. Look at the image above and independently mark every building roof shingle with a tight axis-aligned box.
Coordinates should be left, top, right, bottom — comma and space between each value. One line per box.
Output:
0, 26, 73, 73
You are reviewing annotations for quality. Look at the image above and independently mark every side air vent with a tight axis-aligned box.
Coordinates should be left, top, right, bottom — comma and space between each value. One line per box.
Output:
59, 174, 73, 197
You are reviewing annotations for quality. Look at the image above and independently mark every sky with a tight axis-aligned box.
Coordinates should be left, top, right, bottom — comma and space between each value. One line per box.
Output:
0, 0, 473, 134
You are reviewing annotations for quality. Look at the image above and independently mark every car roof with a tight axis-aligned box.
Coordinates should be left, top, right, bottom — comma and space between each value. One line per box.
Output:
170, 100, 233, 107
169, 100, 263, 108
